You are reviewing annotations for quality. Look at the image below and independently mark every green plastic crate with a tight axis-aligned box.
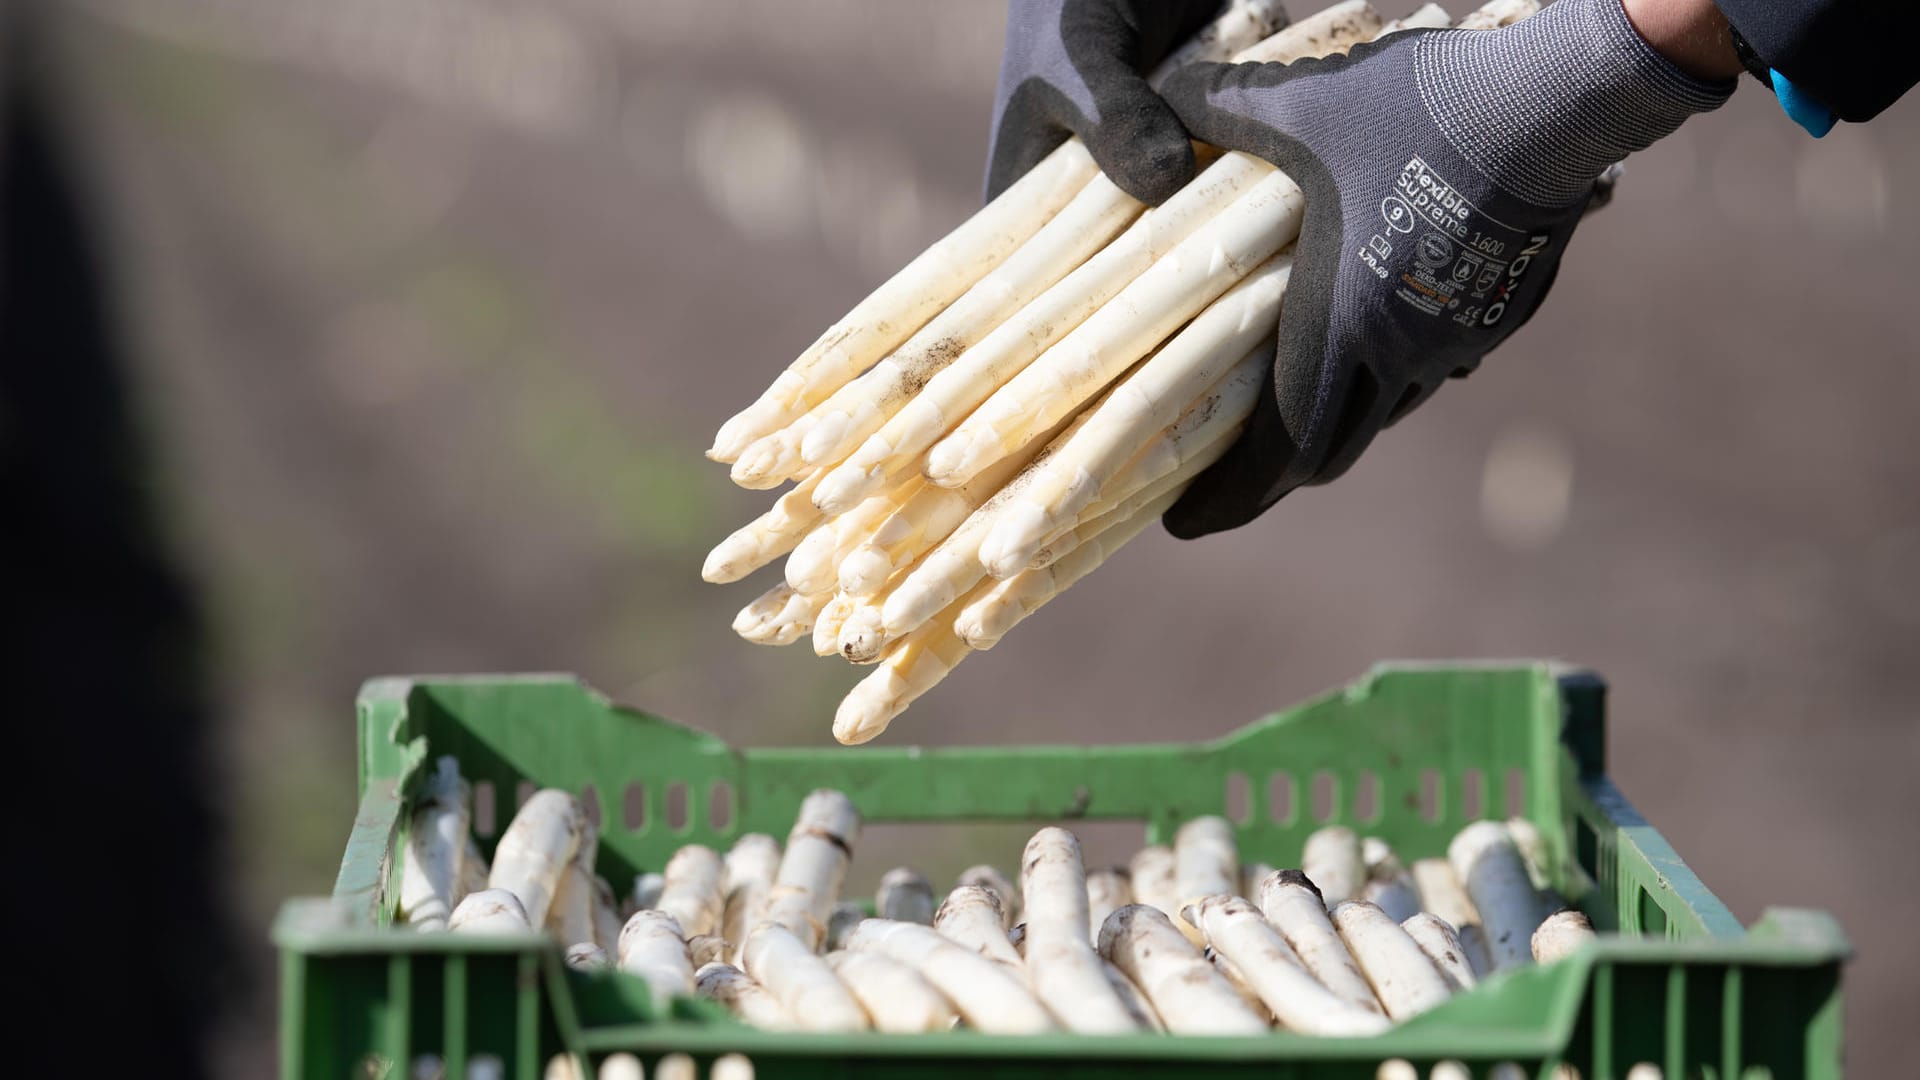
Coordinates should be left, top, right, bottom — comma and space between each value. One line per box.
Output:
275, 662, 1848, 1080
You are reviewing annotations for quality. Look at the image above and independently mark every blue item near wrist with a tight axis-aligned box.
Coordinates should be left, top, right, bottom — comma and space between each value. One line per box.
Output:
1770, 68, 1837, 138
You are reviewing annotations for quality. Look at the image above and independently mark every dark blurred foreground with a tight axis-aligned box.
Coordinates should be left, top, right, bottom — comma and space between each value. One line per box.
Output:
2, 8, 231, 1075
4, 1, 1916, 1074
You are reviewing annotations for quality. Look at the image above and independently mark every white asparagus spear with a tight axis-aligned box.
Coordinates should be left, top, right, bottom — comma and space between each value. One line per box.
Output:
1257, 869, 1384, 1016
1507, 816, 1554, 891
973, 257, 1288, 578
1241, 862, 1276, 902
833, 598, 893, 667
1360, 842, 1423, 925
655, 844, 726, 938
687, 934, 730, 969
695, 961, 796, 1031
1411, 857, 1480, 932
597, 1054, 642, 1080
1378, 2, 1453, 34
785, 486, 917, 594
461, 834, 490, 903
924, 169, 1307, 490
591, 876, 624, 951
1189, 896, 1392, 1036
1206, 945, 1273, 1022
1455, 0, 1538, 31
710, 1055, 753, 1080
1128, 845, 1182, 919
1173, 816, 1240, 945
766, 789, 860, 949
1331, 900, 1455, 1020
1016, 394, 1240, 577
1015, 340, 1270, 575
449, 888, 531, 934
1403, 913, 1478, 991
1148, 0, 1292, 85
400, 756, 470, 931
811, 150, 1273, 516
1232, 0, 1385, 62
617, 910, 694, 1011
1449, 821, 1541, 971
488, 790, 585, 928
1532, 909, 1597, 964
732, 582, 795, 641
877, 868, 937, 924
721, 833, 782, 957
833, 589, 980, 744
1102, 958, 1165, 1031
825, 901, 867, 952
1086, 868, 1132, 945
845, 919, 1056, 1033
564, 942, 610, 973
734, 585, 830, 647
1302, 825, 1365, 906
958, 865, 1021, 928
873, 371, 1131, 642
1097, 905, 1269, 1036
754, 171, 1152, 482
837, 407, 1081, 598
631, 872, 666, 913
708, 141, 1098, 463
935, 885, 1024, 968
957, 483, 1183, 650
701, 469, 826, 584
653, 1054, 696, 1080
812, 593, 857, 657
742, 923, 870, 1032
1021, 827, 1141, 1033
827, 950, 957, 1033
1175, 817, 1240, 901
546, 820, 601, 948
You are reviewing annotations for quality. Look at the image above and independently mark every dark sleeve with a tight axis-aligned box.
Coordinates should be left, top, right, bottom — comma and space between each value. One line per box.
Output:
1714, 0, 1916, 122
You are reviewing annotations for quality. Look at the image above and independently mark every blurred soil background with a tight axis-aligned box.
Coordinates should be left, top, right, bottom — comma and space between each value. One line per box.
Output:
12, 0, 1917, 1073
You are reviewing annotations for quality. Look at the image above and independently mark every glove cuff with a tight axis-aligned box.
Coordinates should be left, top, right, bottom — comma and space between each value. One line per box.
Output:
1415, 0, 1734, 208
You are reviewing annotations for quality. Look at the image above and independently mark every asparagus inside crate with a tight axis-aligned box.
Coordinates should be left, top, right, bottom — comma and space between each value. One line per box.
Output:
402, 757, 1602, 1039
698, 0, 1541, 745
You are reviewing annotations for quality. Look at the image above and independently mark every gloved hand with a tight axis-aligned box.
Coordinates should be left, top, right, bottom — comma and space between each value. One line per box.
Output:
987, 0, 1226, 205
1158, 0, 1733, 538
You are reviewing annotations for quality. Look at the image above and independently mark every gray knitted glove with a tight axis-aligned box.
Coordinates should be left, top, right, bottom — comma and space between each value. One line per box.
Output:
987, 0, 1225, 204
1159, 0, 1733, 538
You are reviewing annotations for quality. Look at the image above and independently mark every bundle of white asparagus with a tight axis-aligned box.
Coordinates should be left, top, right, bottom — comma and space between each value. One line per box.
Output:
399, 760, 1599, 1039
701, 0, 1540, 744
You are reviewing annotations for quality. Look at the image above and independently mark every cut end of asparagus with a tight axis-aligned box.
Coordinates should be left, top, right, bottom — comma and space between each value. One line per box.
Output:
838, 606, 888, 664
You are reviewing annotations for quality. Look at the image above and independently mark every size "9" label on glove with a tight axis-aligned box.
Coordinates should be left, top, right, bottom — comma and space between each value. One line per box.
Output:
1360, 158, 1549, 330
